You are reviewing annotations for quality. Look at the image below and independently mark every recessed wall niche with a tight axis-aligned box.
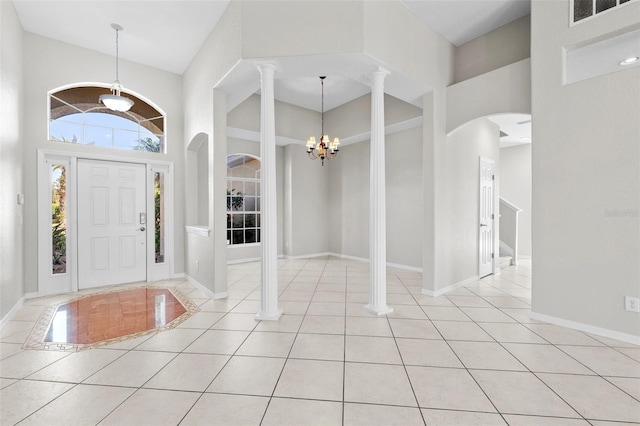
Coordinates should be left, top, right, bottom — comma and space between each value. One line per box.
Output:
186, 133, 209, 227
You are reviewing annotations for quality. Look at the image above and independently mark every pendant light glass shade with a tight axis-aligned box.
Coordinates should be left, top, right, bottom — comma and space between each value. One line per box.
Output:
100, 23, 134, 112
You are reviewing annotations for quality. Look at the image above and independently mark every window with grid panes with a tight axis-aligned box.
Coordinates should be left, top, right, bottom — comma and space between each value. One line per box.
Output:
227, 154, 261, 245
572, 0, 634, 23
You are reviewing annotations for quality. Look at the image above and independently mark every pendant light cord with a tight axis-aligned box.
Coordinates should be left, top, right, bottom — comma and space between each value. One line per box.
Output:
115, 27, 120, 84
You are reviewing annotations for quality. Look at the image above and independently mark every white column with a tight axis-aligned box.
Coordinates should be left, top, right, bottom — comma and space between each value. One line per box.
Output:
365, 68, 393, 316
256, 63, 282, 321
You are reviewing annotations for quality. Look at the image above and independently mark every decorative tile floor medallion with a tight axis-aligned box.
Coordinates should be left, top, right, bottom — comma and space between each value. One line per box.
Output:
23, 286, 199, 351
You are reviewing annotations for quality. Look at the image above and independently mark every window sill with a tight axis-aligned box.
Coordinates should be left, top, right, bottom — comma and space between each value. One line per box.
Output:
185, 226, 210, 237
227, 243, 261, 248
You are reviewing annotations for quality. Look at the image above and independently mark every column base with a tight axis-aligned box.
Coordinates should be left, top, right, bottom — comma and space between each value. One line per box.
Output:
255, 308, 283, 321
363, 304, 393, 316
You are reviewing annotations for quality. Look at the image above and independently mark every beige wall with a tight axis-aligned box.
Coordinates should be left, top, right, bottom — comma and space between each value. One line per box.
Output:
454, 15, 531, 83
532, 0, 640, 339
327, 127, 423, 269
0, 1, 25, 319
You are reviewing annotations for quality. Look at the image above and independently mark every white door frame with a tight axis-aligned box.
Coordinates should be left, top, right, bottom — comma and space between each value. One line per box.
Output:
478, 157, 496, 278
37, 149, 175, 296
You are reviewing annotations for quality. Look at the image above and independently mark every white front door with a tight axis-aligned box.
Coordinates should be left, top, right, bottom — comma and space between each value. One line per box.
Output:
78, 159, 147, 288
479, 158, 495, 278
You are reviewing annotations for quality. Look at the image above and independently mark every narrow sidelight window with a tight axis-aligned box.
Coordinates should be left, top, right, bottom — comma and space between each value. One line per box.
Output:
51, 164, 67, 274
154, 171, 165, 263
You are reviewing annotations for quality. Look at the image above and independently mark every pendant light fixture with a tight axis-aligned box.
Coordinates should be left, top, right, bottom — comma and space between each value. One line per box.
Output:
99, 23, 134, 112
306, 76, 339, 166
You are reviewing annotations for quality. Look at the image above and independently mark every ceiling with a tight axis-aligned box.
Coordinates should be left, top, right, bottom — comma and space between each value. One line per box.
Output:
12, 0, 533, 144
12, 0, 230, 75
12, 0, 531, 75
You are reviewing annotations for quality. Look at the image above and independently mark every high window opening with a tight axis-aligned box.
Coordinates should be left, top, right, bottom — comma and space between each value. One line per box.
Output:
572, 0, 633, 23
49, 86, 165, 153
227, 154, 261, 246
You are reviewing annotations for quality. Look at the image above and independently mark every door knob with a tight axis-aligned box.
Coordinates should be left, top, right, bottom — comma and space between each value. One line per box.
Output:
138, 227, 146, 231
480, 224, 488, 227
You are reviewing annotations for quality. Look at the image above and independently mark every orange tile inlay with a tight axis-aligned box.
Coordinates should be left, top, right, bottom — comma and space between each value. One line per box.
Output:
44, 288, 187, 345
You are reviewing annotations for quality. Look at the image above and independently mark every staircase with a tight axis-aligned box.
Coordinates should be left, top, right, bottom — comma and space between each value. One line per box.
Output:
499, 197, 522, 267
499, 254, 513, 269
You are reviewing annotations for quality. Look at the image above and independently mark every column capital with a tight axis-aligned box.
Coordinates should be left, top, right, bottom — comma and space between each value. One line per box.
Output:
257, 62, 277, 77
369, 67, 390, 85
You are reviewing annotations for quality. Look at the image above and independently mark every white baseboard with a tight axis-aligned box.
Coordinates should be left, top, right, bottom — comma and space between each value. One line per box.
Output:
25, 292, 39, 299
283, 252, 331, 260
387, 262, 423, 273
422, 275, 479, 297
227, 255, 285, 265
171, 272, 185, 279
228, 257, 261, 265
327, 252, 423, 273
0, 295, 27, 329
225, 251, 423, 273
185, 274, 228, 300
530, 311, 640, 346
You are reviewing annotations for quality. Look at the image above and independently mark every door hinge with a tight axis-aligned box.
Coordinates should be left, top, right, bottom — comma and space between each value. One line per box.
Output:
492, 214, 494, 220
491, 253, 495, 259
492, 174, 495, 180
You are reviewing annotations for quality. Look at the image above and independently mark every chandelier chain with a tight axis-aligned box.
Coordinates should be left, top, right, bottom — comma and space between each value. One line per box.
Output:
321, 77, 324, 136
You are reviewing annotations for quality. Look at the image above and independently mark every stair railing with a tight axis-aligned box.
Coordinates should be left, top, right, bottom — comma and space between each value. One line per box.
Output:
499, 197, 523, 265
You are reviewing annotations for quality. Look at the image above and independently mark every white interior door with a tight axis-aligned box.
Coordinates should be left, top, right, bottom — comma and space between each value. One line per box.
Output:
479, 158, 495, 278
78, 159, 147, 289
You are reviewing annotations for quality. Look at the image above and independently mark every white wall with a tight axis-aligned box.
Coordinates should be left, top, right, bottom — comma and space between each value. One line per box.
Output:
438, 118, 500, 288
182, 2, 242, 292
446, 59, 531, 134
363, 0, 454, 90
0, 1, 25, 319
531, 0, 640, 339
500, 144, 532, 257
454, 15, 531, 83
241, 1, 364, 59
21, 33, 185, 293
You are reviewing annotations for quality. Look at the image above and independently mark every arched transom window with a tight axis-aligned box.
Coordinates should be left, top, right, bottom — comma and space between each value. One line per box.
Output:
49, 86, 165, 153
227, 154, 261, 246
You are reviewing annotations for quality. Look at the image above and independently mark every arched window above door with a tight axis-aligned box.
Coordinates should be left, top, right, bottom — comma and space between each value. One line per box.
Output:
49, 85, 165, 153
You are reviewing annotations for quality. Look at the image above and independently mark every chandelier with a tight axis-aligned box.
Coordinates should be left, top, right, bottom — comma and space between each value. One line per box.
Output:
306, 76, 339, 165
99, 23, 134, 112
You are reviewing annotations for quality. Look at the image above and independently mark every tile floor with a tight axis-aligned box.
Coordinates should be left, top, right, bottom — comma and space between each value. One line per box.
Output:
1, 257, 639, 425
